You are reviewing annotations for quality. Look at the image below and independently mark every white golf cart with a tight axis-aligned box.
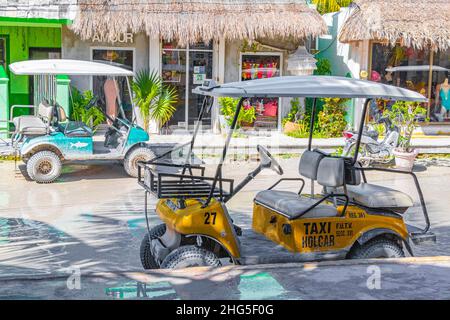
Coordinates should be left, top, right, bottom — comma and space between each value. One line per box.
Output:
8, 59, 154, 183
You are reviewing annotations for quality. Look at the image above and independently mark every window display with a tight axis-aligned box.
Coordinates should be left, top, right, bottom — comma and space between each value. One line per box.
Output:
240, 54, 282, 129
370, 43, 450, 122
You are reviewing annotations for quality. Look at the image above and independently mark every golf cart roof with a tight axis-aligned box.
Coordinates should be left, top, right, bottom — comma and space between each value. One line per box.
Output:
386, 65, 450, 73
9, 59, 134, 76
193, 76, 427, 102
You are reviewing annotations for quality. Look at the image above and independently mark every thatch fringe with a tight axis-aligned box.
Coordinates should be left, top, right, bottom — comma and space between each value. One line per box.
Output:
339, 0, 450, 52
71, 0, 327, 45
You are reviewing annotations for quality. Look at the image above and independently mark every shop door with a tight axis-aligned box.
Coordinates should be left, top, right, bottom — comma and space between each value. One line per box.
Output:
162, 42, 213, 130
29, 48, 61, 104
91, 48, 134, 121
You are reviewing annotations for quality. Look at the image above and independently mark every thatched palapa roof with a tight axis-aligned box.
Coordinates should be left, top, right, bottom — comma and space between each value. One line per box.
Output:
339, 0, 450, 52
71, 0, 327, 45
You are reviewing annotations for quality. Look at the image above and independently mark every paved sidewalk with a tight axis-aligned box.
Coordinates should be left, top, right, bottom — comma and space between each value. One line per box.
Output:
1, 256, 449, 300
2, 132, 450, 156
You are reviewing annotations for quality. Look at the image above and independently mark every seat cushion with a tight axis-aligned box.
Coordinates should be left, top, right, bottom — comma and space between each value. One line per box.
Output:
254, 190, 338, 219
346, 183, 414, 209
13, 116, 47, 135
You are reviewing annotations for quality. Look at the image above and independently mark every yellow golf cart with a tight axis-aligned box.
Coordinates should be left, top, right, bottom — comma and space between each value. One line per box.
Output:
138, 76, 435, 269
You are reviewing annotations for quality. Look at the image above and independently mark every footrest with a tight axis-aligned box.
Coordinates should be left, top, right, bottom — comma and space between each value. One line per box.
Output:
407, 224, 436, 245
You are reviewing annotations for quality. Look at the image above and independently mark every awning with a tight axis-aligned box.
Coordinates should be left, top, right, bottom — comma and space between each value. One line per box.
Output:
339, 0, 450, 52
9, 59, 134, 76
71, 0, 327, 46
193, 76, 428, 102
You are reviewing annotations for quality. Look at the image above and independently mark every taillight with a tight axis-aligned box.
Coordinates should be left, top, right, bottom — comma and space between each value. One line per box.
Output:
343, 131, 354, 139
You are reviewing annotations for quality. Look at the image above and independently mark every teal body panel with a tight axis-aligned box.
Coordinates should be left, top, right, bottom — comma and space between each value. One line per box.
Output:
124, 126, 150, 152
21, 132, 93, 157
20, 124, 149, 158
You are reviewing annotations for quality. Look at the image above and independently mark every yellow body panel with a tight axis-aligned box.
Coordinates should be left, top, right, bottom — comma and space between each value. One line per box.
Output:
252, 204, 409, 253
156, 198, 241, 258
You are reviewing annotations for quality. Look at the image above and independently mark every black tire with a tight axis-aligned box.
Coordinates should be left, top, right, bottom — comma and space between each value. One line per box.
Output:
348, 237, 405, 259
123, 147, 156, 178
140, 224, 166, 269
160, 245, 222, 269
26, 151, 62, 183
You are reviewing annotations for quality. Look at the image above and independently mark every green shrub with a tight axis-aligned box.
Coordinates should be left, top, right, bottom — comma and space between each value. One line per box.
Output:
317, 98, 349, 138
218, 97, 256, 128
71, 88, 105, 130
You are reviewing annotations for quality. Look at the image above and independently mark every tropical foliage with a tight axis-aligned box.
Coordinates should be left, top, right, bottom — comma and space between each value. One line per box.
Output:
283, 57, 349, 138
70, 88, 105, 130
318, 98, 349, 138
312, 0, 353, 14
383, 101, 427, 152
131, 69, 178, 132
218, 97, 256, 128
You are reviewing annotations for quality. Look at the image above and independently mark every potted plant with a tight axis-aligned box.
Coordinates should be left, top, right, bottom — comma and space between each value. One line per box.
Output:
384, 101, 427, 171
131, 69, 178, 133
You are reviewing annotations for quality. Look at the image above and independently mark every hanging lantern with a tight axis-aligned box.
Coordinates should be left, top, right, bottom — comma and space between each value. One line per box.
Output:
287, 46, 318, 76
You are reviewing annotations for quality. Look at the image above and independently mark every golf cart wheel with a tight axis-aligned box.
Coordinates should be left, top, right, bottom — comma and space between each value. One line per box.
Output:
160, 245, 222, 269
348, 237, 405, 259
26, 151, 62, 184
124, 147, 156, 178
140, 224, 166, 269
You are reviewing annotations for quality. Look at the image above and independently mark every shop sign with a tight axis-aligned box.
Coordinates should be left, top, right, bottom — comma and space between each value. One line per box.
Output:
92, 32, 134, 44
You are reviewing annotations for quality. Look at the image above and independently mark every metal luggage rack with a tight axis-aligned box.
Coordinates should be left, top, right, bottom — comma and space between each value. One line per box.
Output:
138, 161, 234, 201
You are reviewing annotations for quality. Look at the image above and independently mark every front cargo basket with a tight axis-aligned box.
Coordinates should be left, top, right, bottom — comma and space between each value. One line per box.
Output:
138, 162, 234, 200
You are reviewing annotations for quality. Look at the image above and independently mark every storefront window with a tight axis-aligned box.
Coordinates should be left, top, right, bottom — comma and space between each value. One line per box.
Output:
240, 53, 282, 129
92, 48, 134, 120
370, 43, 450, 122
162, 41, 213, 129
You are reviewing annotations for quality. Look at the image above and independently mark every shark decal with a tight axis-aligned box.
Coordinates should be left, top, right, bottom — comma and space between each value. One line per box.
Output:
70, 141, 89, 149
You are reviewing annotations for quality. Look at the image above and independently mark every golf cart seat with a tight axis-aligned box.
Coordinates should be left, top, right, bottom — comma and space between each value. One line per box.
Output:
13, 102, 54, 136
344, 183, 414, 212
56, 107, 93, 137
255, 152, 345, 219
255, 190, 337, 218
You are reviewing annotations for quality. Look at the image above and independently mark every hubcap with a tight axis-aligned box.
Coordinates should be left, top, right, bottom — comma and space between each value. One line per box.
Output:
133, 155, 147, 168
38, 160, 52, 174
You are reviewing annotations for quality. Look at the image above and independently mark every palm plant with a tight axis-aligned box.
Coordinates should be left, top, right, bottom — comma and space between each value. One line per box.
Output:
131, 69, 178, 132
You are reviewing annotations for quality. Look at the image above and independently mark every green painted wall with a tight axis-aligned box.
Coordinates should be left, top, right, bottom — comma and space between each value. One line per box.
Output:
0, 66, 9, 138
0, 24, 62, 113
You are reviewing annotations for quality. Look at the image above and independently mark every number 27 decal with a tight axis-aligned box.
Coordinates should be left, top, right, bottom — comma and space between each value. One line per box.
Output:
204, 212, 217, 225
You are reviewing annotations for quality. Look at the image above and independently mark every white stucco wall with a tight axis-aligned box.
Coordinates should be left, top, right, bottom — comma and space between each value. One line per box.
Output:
61, 26, 149, 92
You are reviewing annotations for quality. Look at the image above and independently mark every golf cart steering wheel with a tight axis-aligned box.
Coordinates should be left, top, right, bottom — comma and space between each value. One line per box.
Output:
257, 145, 283, 175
